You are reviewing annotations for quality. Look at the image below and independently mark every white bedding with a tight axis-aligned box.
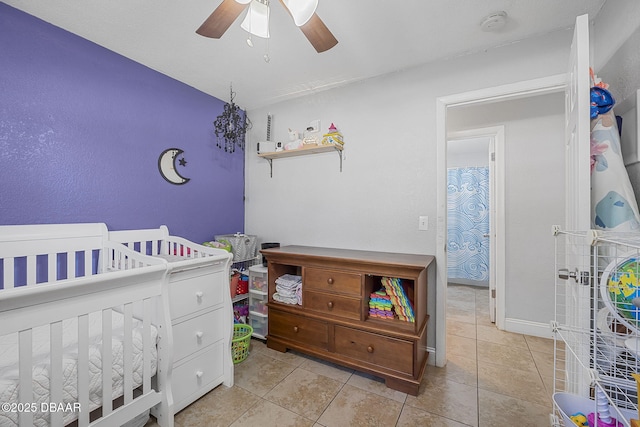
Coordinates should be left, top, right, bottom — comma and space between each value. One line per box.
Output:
0, 311, 158, 427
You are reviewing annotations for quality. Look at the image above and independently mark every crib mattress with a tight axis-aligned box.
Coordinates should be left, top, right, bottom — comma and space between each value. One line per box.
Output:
0, 311, 158, 427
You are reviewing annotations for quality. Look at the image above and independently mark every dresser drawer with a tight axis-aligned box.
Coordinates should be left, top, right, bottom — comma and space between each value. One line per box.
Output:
304, 267, 361, 296
304, 290, 361, 321
334, 326, 414, 376
172, 309, 226, 362
173, 342, 225, 412
269, 309, 329, 350
169, 270, 225, 319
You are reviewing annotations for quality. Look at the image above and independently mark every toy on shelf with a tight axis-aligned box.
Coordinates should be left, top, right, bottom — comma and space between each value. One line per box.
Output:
369, 290, 394, 319
381, 277, 415, 322
284, 128, 304, 150
303, 126, 319, 145
320, 123, 344, 147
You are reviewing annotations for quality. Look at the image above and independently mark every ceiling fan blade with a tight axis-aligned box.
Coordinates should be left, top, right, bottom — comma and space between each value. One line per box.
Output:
196, 0, 248, 39
299, 13, 338, 53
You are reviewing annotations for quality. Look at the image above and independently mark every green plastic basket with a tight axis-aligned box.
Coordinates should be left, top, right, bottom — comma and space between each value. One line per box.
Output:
232, 323, 253, 364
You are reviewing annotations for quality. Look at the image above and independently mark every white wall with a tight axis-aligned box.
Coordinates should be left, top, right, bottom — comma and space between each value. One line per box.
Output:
447, 137, 490, 168
592, 0, 640, 74
244, 28, 573, 348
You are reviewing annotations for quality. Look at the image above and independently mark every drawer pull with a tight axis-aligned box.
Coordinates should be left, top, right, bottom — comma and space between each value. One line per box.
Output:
327, 301, 334, 309
327, 277, 334, 285
195, 291, 204, 300
367, 345, 374, 354
196, 331, 204, 339
196, 370, 204, 379
293, 326, 299, 333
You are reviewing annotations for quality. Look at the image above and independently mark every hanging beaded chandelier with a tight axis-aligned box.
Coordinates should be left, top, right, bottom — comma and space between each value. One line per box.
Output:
214, 84, 251, 153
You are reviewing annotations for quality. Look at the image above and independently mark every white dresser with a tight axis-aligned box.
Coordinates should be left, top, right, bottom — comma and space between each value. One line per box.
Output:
165, 256, 234, 413
106, 226, 235, 418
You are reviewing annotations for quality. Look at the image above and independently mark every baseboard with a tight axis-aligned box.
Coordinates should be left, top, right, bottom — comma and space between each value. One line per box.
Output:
503, 317, 553, 339
426, 347, 436, 366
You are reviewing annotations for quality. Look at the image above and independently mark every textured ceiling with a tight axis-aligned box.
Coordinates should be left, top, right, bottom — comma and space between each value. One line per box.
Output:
4, 0, 607, 110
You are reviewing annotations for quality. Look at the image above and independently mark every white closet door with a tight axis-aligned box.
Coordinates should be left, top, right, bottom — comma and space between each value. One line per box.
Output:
565, 13, 591, 231
564, 13, 591, 397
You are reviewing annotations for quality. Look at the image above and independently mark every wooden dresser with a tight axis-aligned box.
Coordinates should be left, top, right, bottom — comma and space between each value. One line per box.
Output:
261, 245, 434, 395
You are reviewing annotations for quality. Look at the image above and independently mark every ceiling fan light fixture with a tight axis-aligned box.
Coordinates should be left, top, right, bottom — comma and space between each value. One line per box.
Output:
281, 0, 318, 26
240, 0, 270, 38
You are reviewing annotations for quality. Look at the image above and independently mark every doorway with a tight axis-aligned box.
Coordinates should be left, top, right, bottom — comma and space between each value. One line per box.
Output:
447, 128, 504, 325
434, 75, 567, 367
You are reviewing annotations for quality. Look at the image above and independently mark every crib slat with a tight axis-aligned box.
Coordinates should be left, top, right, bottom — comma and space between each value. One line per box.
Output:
48, 253, 56, 285
26, 254, 36, 285
67, 251, 75, 279
116, 248, 127, 270
151, 240, 158, 256
50, 321, 64, 426
102, 309, 113, 416
77, 314, 90, 427
4, 258, 15, 289
84, 250, 92, 276
18, 329, 34, 426
143, 298, 151, 393
123, 303, 134, 404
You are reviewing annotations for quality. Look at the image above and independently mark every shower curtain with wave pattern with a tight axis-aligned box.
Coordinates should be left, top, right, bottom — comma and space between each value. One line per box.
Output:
447, 167, 490, 284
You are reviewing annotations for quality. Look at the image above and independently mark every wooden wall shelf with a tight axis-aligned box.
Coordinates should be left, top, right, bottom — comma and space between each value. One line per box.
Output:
258, 144, 343, 177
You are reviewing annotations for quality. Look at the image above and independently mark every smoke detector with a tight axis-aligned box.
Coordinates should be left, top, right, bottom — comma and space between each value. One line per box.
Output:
481, 11, 508, 32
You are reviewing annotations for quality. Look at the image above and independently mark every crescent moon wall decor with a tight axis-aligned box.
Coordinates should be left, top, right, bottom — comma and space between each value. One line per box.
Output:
158, 148, 190, 185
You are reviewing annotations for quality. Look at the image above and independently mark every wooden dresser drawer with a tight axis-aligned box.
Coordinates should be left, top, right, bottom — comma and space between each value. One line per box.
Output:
334, 325, 414, 375
169, 270, 225, 319
304, 267, 361, 296
304, 290, 361, 321
269, 309, 329, 350
172, 308, 225, 362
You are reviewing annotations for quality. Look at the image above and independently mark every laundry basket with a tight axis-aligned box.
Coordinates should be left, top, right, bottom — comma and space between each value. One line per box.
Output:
232, 323, 253, 364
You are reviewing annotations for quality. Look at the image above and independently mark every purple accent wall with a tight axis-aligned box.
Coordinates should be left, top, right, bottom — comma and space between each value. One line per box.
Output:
0, 4, 245, 243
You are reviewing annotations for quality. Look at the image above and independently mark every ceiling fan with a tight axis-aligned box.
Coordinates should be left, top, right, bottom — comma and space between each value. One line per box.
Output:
196, 0, 338, 53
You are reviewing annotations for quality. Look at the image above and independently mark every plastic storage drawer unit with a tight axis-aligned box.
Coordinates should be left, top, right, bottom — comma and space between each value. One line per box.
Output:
250, 313, 268, 339
249, 291, 268, 315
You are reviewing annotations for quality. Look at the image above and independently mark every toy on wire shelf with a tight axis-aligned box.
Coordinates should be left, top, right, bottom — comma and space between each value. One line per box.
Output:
233, 302, 249, 324
284, 128, 304, 150
586, 387, 623, 427
569, 412, 588, 427
601, 255, 640, 335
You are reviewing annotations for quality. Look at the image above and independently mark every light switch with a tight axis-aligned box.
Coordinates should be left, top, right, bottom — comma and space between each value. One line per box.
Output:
419, 216, 428, 231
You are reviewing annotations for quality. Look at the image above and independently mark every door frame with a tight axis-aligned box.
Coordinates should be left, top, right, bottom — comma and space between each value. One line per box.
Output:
434, 74, 567, 367
447, 126, 504, 326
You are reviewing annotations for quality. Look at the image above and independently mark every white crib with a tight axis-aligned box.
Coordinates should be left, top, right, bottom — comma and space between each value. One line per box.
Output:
0, 223, 173, 427
108, 226, 234, 413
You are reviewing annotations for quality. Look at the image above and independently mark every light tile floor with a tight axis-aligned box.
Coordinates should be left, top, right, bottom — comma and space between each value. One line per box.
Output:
147, 284, 555, 426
